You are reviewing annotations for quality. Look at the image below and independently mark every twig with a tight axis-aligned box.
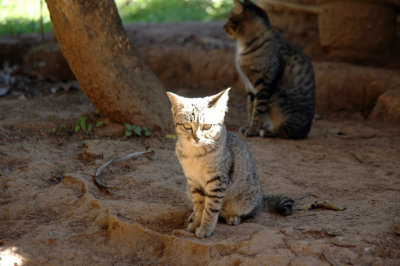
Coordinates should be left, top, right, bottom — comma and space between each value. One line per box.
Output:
350, 152, 364, 163
277, 227, 289, 236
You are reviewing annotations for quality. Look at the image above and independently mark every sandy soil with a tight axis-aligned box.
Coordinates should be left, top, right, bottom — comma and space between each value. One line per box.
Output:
0, 87, 399, 265
1, 23, 400, 265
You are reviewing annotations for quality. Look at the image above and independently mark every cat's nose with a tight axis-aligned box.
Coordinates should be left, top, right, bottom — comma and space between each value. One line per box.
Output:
193, 134, 200, 143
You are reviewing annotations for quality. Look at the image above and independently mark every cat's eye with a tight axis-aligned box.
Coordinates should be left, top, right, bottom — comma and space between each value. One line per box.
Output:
183, 123, 192, 130
203, 124, 212, 130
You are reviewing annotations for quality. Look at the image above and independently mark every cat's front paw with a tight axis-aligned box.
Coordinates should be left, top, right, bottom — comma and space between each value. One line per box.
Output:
187, 222, 198, 233
195, 227, 214, 238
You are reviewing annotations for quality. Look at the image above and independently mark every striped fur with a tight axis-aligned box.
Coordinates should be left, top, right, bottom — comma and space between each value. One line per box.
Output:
224, 0, 315, 139
167, 89, 296, 238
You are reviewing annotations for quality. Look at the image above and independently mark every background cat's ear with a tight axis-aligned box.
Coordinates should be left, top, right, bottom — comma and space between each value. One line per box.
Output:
208, 87, 231, 111
166, 92, 184, 107
233, 0, 244, 13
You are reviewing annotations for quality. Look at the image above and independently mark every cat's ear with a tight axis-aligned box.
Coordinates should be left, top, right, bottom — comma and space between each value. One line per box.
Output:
208, 87, 231, 111
166, 92, 184, 108
233, 0, 244, 13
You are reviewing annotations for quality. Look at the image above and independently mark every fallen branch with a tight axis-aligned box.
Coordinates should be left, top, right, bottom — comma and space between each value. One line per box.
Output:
301, 200, 346, 211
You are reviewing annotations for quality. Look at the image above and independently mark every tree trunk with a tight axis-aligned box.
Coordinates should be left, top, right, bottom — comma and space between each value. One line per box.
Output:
45, 0, 173, 133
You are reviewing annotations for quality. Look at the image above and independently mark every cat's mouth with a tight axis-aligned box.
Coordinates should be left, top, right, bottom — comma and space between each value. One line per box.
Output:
191, 139, 203, 147
188, 138, 210, 148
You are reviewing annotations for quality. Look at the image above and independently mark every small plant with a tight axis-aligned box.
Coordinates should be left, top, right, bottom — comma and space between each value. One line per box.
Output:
75, 116, 93, 133
124, 123, 151, 137
59, 124, 66, 131
96, 121, 104, 127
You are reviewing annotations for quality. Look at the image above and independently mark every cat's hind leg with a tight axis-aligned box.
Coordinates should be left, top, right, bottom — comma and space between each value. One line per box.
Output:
260, 106, 287, 138
226, 216, 241, 226
219, 195, 260, 226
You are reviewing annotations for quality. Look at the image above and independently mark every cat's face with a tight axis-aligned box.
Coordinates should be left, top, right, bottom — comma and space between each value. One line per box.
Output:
224, 0, 269, 39
167, 89, 230, 147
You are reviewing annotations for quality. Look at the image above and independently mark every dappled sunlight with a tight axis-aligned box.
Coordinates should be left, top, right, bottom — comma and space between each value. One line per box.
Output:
0, 247, 25, 266
0, 0, 50, 21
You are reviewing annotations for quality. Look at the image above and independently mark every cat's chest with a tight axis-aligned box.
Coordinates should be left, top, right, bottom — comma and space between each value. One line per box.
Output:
235, 49, 256, 94
180, 156, 210, 186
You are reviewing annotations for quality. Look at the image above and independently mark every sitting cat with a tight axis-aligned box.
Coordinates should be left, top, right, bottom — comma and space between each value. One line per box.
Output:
167, 88, 295, 238
224, 0, 315, 139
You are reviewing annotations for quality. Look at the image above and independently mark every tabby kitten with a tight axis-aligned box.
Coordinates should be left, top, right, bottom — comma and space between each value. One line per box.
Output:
224, 0, 315, 139
167, 88, 295, 238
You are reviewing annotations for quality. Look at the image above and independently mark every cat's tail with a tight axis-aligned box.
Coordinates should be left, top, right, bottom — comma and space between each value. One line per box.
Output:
262, 195, 296, 215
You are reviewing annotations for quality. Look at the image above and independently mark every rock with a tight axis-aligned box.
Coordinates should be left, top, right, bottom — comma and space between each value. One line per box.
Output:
370, 89, 400, 124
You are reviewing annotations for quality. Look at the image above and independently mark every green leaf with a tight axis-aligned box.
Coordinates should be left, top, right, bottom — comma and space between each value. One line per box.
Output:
132, 125, 142, 136
74, 125, 81, 132
165, 134, 177, 139
59, 125, 66, 131
76, 116, 88, 131
142, 127, 151, 137
124, 123, 134, 130
87, 123, 93, 132
125, 130, 133, 137
96, 121, 104, 127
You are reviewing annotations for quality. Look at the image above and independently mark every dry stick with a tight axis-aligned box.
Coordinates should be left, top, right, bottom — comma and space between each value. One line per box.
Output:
350, 152, 364, 163
94, 149, 155, 192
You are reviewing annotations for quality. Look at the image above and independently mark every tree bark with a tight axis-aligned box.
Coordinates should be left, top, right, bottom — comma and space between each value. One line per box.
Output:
45, 0, 173, 132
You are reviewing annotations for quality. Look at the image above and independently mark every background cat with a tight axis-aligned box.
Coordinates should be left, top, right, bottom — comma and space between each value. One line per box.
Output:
167, 88, 295, 238
224, 0, 315, 139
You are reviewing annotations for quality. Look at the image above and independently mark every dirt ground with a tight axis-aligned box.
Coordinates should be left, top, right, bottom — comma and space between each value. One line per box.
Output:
1, 22, 400, 265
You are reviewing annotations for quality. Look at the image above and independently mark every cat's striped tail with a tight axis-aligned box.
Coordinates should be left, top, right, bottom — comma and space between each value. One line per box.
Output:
262, 195, 296, 215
